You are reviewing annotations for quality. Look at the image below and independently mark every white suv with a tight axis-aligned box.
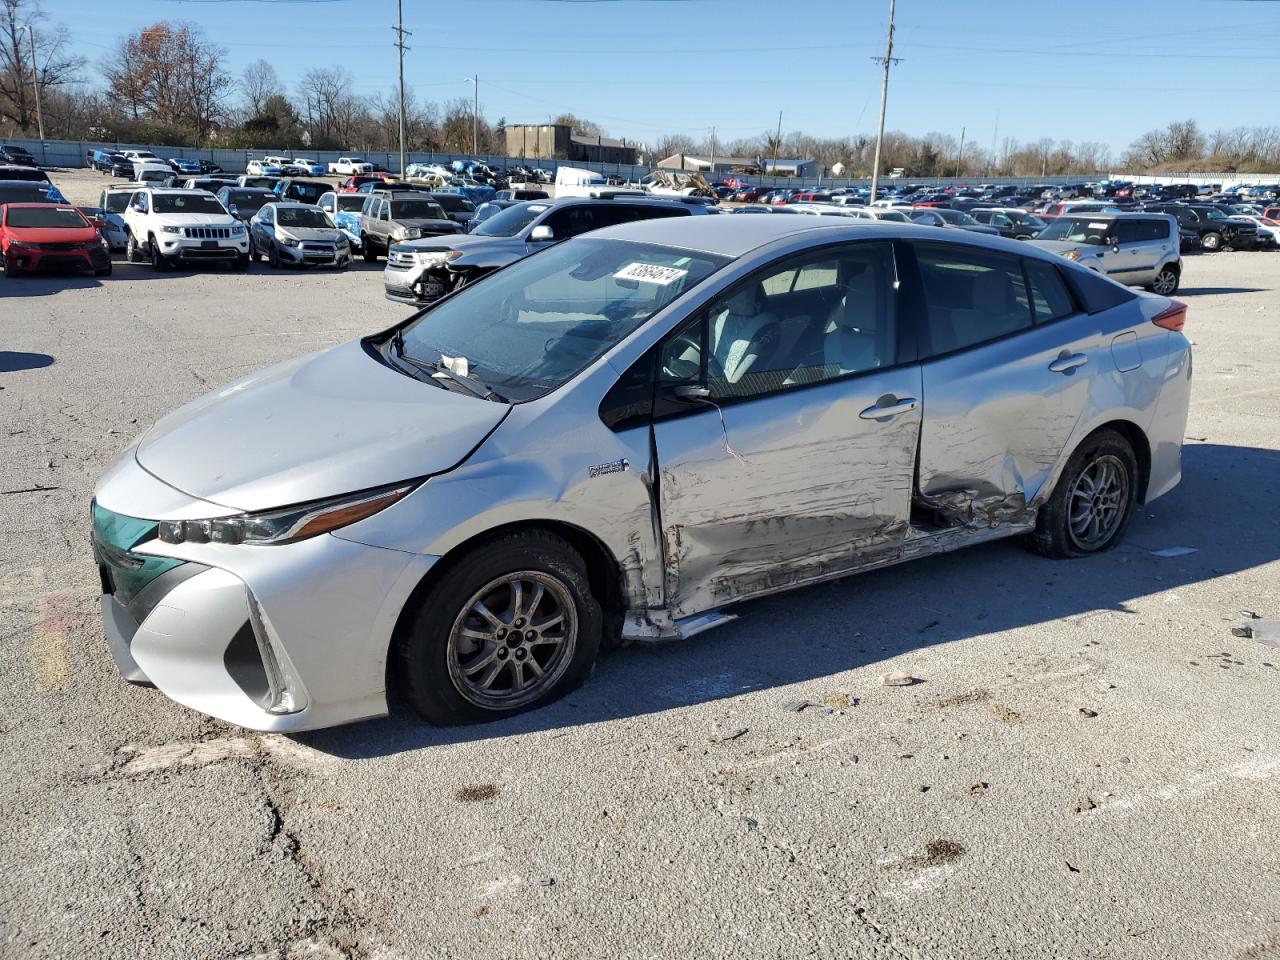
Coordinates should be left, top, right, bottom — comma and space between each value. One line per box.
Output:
121, 188, 250, 271
329, 157, 373, 175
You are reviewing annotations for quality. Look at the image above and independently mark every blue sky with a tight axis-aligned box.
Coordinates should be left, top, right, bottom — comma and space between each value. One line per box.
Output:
39, 0, 1280, 154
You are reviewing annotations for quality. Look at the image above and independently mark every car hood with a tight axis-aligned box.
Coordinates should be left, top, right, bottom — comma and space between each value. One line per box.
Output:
1029, 239, 1091, 255
279, 226, 343, 242
153, 213, 236, 228
397, 232, 522, 254
7, 225, 96, 243
394, 217, 460, 232
134, 340, 509, 512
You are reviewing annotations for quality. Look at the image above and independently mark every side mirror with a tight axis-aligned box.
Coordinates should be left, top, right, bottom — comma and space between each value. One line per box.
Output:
528, 224, 555, 242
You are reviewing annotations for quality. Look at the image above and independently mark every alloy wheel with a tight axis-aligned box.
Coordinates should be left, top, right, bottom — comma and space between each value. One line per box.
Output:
1153, 269, 1178, 295
446, 570, 577, 711
1067, 454, 1129, 551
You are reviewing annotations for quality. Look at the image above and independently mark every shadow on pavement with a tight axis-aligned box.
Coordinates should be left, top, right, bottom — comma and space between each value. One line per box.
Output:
0, 351, 55, 372
1179, 286, 1267, 296
300, 441, 1280, 760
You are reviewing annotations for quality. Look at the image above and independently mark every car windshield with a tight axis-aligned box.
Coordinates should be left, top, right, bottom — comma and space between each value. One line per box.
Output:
390, 200, 445, 220
432, 195, 475, 213
1036, 218, 1111, 243
153, 194, 225, 215
103, 192, 132, 213
228, 191, 273, 210
471, 202, 546, 237
289, 183, 327, 202
336, 194, 366, 212
874, 210, 911, 222
1201, 208, 1230, 221
5, 206, 87, 228
277, 207, 333, 228
937, 209, 980, 225
398, 238, 728, 402
1014, 213, 1046, 228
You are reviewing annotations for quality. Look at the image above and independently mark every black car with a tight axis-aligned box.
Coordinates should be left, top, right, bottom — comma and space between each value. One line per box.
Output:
0, 163, 50, 183
216, 187, 279, 222
969, 207, 1047, 239
428, 191, 478, 228
275, 178, 330, 205
1144, 203, 1259, 251
0, 144, 36, 167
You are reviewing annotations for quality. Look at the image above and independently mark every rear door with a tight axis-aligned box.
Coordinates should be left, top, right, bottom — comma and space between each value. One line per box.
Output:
651, 241, 921, 616
908, 242, 1101, 525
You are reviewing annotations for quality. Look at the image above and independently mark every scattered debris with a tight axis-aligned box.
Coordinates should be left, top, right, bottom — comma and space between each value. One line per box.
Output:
456, 784, 499, 803
1150, 546, 1199, 558
0, 485, 61, 496
1078, 708, 1099, 718
822, 692, 856, 710
740, 816, 759, 832
1065, 861, 1080, 873
890, 839, 966, 870
987, 702, 1023, 725
1235, 620, 1280, 647
968, 780, 988, 796
784, 700, 833, 714
1073, 797, 1097, 814
935, 689, 990, 708
711, 727, 749, 742
882, 671, 921, 687
538, 877, 556, 888
471, 905, 489, 919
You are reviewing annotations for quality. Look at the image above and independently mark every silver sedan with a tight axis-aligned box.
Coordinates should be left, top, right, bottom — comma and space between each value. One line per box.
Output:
92, 217, 1192, 730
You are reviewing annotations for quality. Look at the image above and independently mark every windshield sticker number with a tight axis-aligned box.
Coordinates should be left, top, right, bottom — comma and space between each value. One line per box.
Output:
614, 262, 689, 286
1088, 222, 1109, 230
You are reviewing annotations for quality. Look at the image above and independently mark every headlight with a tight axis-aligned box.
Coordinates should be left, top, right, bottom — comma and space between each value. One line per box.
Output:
416, 249, 463, 266
335, 235, 349, 246
162, 225, 182, 235
1063, 249, 1082, 261
400, 228, 422, 239
278, 234, 300, 247
231, 223, 246, 235
156, 483, 414, 546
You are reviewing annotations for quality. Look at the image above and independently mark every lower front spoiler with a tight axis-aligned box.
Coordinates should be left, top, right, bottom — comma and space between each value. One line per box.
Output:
99, 536, 438, 732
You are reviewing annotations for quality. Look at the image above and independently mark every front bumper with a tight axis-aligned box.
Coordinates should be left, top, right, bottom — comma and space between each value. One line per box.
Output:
279, 242, 350, 267
159, 234, 250, 261
383, 253, 454, 304
92, 474, 437, 732
6, 245, 110, 273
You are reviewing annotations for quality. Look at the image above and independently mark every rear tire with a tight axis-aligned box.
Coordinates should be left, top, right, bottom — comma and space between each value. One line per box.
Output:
396, 531, 603, 725
126, 232, 143, 264
94, 261, 112, 277
1148, 266, 1179, 295
1030, 429, 1138, 559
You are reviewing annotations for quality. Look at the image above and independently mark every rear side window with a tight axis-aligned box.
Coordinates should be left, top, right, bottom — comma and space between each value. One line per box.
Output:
1138, 219, 1171, 240
1023, 259, 1076, 323
1061, 264, 1137, 314
913, 243, 1032, 356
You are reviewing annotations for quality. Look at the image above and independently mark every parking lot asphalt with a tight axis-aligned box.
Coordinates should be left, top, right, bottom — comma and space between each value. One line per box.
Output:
2, 170, 1279, 960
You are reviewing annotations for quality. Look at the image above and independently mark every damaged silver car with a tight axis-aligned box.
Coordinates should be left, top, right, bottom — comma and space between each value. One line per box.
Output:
91, 217, 1191, 730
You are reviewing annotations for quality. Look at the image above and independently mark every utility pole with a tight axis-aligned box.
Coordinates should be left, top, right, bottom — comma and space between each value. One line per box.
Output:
471, 75, 479, 155
709, 126, 716, 172
392, 0, 411, 177
19, 25, 45, 142
868, 0, 900, 204
955, 125, 965, 179
772, 110, 783, 173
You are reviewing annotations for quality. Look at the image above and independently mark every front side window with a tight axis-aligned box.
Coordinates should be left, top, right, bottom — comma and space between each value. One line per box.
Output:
398, 238, 727, 402
914, 243, 1032, 356
659, 243, 899, 403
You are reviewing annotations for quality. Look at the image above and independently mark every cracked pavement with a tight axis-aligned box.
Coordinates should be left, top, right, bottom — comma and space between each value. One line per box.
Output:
1, 169, 1278, 959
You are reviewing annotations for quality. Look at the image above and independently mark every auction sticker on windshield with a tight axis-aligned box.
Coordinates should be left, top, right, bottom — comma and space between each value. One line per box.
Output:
614, 262, 689, 285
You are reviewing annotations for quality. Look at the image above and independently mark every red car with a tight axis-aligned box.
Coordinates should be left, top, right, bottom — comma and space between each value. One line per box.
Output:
791, 192, 833, 203
1, 203, 111, 277
1265, 206, 1280, 220
338, 173, 392, 194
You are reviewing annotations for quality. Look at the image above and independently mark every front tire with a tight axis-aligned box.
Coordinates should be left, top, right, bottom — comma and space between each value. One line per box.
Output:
148, 236, 170, 272
1201, 231, 1222, 251
397, 531, 603, 725
268, 242, 281, 269
1030, 429, 1138, 559
362, 236, 378, 262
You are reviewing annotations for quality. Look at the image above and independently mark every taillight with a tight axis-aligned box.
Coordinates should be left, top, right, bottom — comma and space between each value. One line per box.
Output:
1152, 300, 1187, 332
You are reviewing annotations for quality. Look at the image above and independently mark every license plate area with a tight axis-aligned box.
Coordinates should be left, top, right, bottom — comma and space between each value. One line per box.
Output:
201, 240, 218, 248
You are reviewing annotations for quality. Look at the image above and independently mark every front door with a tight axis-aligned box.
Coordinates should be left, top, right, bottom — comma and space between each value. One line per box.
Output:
908, 241, 1100, 524
651, 241, 921, 617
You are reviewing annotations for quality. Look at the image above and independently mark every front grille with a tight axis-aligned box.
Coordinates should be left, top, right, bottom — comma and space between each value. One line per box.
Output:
40, 241, 85, 251
183, 226, 231, 239
388, 250, 416, 269
91, 502, 184, 606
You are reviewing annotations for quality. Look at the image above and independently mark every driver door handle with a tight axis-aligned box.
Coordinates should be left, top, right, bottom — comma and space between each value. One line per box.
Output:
859, 397, 918, 420
1048, 352, 1089, 374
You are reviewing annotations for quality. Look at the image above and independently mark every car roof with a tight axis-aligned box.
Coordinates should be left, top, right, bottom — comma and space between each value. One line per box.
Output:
1057, 211, 1170, 219
588, 215, 907, 257
2, 202, 73, 209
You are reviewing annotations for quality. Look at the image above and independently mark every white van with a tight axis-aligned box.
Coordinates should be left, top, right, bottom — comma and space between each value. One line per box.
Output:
553, 166, 608, 198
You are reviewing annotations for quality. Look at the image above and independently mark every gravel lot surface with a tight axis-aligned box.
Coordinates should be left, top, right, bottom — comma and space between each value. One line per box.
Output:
3, 169, 1279, 960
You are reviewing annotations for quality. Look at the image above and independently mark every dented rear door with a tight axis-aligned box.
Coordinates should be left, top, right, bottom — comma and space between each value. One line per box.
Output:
909, 242, 1101, 524
651, 240, 920, 618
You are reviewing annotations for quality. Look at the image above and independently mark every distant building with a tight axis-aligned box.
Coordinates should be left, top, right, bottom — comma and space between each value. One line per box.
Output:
505, 123, 639, 165
657, 154, 820, 178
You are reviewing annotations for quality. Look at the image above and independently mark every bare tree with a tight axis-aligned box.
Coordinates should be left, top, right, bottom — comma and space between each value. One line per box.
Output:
103, 21, 231, 138
240, 59, 281, 120
0, 0, 83, 133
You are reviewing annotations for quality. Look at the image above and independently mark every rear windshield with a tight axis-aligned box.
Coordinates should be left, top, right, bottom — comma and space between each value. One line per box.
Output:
287, 182, 328, 203
335, 194, 366, 212
5, 206, 87, 229
0, 167, 49, 182
0, 184, 59, 204
227, 190, 274, 210
153, 194, 225, 215
390, 199, 446, 220
276, 207, 334, 228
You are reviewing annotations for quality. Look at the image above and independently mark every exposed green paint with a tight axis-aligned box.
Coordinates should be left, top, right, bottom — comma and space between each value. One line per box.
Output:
91, 502, 183, 606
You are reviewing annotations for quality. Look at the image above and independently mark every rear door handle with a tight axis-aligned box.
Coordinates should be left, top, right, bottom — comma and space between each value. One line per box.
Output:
859, 397, 918, 420
1048, 353, 1089, 374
